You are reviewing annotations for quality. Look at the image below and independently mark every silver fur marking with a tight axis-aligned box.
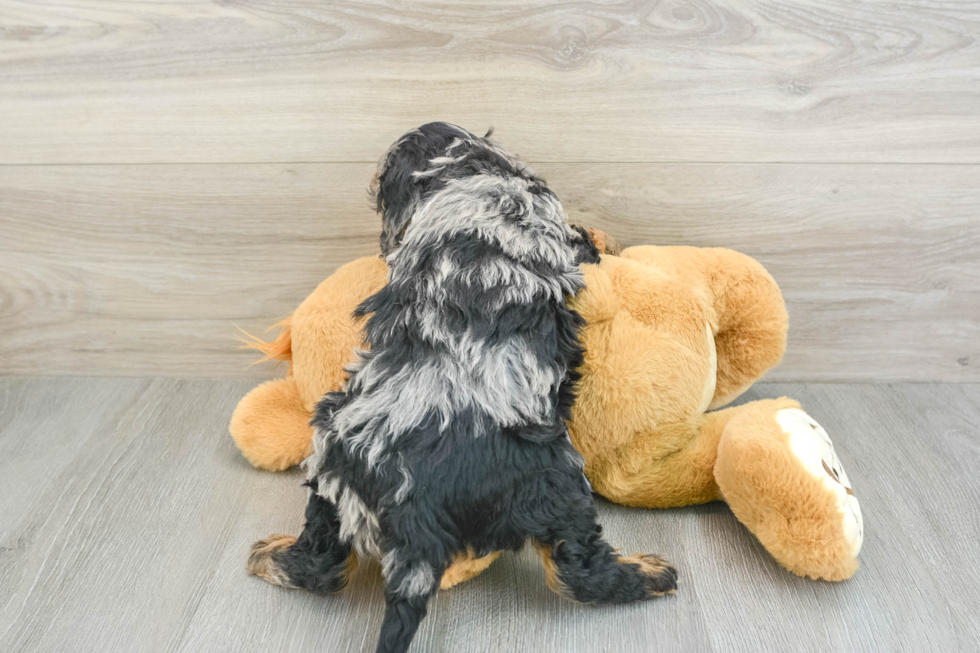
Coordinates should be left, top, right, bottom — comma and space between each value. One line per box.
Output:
394, 454, 414, 504
318, 172, 583, 476
382, 551, 436, 598
336, 486, 383, 558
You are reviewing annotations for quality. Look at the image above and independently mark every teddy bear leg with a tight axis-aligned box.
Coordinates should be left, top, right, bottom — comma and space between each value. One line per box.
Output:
230, 377, 314, 471
586, 410, 752, 509
713, 398, 863, 581
440, 550, 502, 590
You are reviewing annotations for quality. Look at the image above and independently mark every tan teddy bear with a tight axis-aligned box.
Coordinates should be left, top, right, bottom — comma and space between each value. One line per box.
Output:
231, 231, 862, 584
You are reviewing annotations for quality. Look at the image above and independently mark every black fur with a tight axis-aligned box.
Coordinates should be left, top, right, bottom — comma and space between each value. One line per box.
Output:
373, 121, 551, 257
251, 123, 676, 653
570, 224, 602, 266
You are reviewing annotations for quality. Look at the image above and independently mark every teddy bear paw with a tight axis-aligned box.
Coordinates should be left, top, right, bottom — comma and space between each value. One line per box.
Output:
775, 408, 864, 558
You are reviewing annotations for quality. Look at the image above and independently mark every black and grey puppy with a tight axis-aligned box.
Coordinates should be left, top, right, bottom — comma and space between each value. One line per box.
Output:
248, 123, 677, 653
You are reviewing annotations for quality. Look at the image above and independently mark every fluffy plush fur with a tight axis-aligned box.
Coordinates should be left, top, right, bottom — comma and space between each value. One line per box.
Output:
233, 238, 864, 583
246, 123, 676, 653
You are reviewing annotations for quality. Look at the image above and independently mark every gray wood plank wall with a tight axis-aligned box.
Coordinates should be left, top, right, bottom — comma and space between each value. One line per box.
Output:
1, 1, 978, 381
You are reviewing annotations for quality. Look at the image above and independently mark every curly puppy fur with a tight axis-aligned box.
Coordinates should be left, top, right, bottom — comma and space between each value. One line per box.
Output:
248, 123, 677, 653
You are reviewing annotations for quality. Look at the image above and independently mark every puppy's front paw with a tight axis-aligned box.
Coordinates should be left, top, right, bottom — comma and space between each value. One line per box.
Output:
248, 534, 298, 588
620, 553, 678, 597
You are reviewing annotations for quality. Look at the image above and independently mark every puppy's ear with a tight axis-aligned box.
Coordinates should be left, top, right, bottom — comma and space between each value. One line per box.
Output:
569, 225, 602, 265
373, 136, 426, 257
373, 122, 474, 256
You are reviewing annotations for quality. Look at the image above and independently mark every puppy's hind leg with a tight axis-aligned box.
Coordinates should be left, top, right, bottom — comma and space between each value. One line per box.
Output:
533, 498, 677, 603
248, 487, 355, 595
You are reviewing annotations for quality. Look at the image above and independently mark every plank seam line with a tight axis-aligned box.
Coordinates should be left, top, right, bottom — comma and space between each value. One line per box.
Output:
2, 161, 980, 167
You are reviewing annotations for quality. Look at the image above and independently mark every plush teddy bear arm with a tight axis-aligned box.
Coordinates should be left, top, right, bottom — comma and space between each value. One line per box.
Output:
230, 377, 313, 471
618, 246, 788, 409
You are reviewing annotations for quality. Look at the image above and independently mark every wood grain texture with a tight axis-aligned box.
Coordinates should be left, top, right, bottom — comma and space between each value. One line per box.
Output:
2, 162, 977, 381
1, 378, 978, 651
1, 0, 979, 164
549, 162, 980, 382
0, 163, 382, 378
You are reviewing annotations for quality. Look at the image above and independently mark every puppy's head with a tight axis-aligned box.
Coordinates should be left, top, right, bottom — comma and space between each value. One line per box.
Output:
371, 122, 542, 256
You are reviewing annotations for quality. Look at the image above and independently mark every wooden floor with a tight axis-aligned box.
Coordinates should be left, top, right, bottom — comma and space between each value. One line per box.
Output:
1, 377, 978, 652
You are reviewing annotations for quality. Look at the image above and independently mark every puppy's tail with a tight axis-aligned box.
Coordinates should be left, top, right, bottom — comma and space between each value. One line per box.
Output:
375, 559, 441, 653
238, 316, 293, 364
375, 592, 431, 653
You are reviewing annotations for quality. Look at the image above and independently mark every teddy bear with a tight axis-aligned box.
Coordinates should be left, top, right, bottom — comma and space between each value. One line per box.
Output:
230, 229, 863, 585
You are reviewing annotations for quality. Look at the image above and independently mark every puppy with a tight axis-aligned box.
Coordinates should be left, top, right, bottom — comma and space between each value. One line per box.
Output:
248, 123, 677, 653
